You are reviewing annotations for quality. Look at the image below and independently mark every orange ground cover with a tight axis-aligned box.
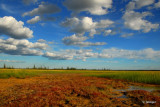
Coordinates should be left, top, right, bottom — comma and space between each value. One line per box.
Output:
0, 74, 159, 107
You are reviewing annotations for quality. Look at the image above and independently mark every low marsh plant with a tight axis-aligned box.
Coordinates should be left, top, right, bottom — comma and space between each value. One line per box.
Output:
85, 71, 160, 85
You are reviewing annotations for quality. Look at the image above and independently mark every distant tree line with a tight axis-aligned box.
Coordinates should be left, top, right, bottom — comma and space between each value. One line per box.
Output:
0, 64, 112, 71
0, 64, 14, 69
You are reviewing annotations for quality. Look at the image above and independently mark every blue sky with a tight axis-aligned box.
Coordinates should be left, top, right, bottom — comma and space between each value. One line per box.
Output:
0, 0, 160, 70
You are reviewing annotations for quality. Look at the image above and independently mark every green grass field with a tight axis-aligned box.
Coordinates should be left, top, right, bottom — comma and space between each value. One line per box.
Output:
0, 69, 160, 85
85, 71, 160, 85
0, 69, 101, 78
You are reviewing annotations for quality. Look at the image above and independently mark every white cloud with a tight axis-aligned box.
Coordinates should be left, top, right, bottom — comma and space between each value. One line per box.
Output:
37, 39, 46, 43
155, 0, 160, 8
96, 19, 114, 28
0, 16, 33, 39
126, 0, 155, 10
61, 17, 111, 46
24, 2, 59, 24
63, 34, 87, 44
63, 0, 112, 15
126, 2, 136, 11
27, 16, 56, 24
22, 0, 37, 5
43, 48, 160, 61
43, 49, 98, 61
99, 48, 160, 60
39, 23, 45, 26
0, 59, 25, 63
37, 39, 54, 45
104, 29, 112, 36
27, 16, 41, 24
62, 17, 114, 37
43, 52, 73, 60
61, 17, 79, 27
62, 34, 106, 47
121, 33, 134, 38
1, 4, 15, 14
123, 11, 159, 32
22, 2, 60, 17
92, 60, 118, 63
0, 38, 48, 56
62, 17, 95, 35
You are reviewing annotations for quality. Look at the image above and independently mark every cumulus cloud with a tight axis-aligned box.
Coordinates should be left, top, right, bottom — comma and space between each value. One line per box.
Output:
0, 16, 33, 39
61, 17, 79, 27
63, 0, 112, 15
123, 11, 159, 32
61, 17, 111, 46
62, 17, 95, 35
96, 19, 114, 28
23, 2, 60, 24
126, 0, 155, 10
43, 48, 160, 61
22, 2, 60, 17
27, 16, 41, 24
0, 38, 48, 56
62, 34, 106, 47
99, 48, 160, 60
43, 49, 98, 61
22, 0, 37, 5
74, 49, 98, 61
27, 16, 56, 24
43, 52, 73, 60
155, 0, 160, 8
62, 17, 114, 37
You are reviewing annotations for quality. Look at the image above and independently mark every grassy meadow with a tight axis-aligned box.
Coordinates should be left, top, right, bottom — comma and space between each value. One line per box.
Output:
0, 69, 160, 85
85, 71, 160, 85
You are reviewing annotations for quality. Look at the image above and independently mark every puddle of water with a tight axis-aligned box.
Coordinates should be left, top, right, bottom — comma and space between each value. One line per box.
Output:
128, 86, 160, 92
116, 86, 160, 92
114, 85, 160, 98
117, 94, 128, 98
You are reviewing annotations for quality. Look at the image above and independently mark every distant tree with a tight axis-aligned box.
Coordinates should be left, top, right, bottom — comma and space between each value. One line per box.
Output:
70, 67, 76, 70
67, 67, 69, 70
33, 64, 36, 69
3, 64, 6, 69
44, 66, 46, 69
8, 66, 11, 69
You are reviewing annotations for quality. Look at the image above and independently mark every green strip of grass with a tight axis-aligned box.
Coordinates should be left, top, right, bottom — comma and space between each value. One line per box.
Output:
1, 69, 160, 85
0, 69, 39, 79
85, 71, 160, 85
0, 69, 104, 79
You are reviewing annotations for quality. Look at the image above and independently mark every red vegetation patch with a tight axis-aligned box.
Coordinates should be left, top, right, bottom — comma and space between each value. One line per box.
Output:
126, 90, 160, 106
0, 74, 159, 106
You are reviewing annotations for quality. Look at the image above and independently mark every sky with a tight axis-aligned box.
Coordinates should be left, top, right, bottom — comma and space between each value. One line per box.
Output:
0, 0, 160, 70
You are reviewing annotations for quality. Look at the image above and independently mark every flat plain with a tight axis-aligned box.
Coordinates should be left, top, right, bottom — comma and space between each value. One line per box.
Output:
0, 69, 160, 107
